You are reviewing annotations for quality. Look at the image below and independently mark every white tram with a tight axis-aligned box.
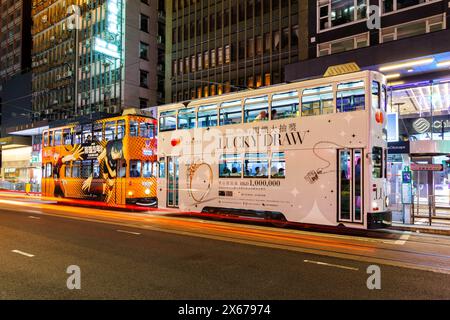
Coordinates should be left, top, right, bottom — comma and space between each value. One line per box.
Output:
156, 70, 391, 229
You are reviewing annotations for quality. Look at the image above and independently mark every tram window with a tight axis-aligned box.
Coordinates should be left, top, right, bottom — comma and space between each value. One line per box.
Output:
219, 100, 242, 126
63, 129, 72, 145
43, 132, 49, 147
337, 81, 365, 112
93, 160, 100, 178
48, 131, 54, 146
382, 84, 387, 112
130, 121, 138, 137
65, 164, 71, 178
198, 104, 218, 128
129, 160, 142, 178
140, 122, 154, 138
45, 163, 52, 178
244, 153, 268, 178
160, 110, 177, 131
372, 147, 383, 178
74, 126, 82, 144
72, 161, 81, 178
54, 130, 62, 146
82, 125, 93, 144
143, 161, 152, 178
219, 154, 242, 178
301, 86, 333, 116
93, 123, 103, 142
105, 122, 116, 141
118, 160, 127, 178
271, 91, 299, 119
81, 160, 92, 178
117, 120, 125, 139
372, 81, 380, 109
244, 96, 269, 123
178, 108, 196, 130
354, 150, 363, 222
159, 158, 166, 178
270, 152, 286, 178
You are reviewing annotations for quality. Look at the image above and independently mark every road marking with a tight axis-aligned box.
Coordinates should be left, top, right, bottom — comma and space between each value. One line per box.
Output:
28, 216, 41, 220
303, 259, 359, 271
117, 229, 141, 235
11, 250, 35, 258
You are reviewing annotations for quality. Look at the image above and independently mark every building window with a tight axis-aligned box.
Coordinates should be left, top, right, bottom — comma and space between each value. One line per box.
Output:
380, 15, 445, 43
140, 42, 149, 60
318, 33, 369, 56
140, 14, 149, 33
139, 98, 148, 109
318, 0, 368, 31
382, 0, 439, 14
140, 70, 149, 88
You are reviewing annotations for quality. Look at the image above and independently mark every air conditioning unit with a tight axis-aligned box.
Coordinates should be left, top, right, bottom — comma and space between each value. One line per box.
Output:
67, 95, 72, 101
45, 108, 53, 114
53, 100, 58, 105
157, 36, 162, 44
67, 70, 73, 77
67, 48, 73, 54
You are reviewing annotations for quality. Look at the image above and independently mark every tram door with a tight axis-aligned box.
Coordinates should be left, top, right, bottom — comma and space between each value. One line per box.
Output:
167, 156, 179, 208
338, 149, 364, 224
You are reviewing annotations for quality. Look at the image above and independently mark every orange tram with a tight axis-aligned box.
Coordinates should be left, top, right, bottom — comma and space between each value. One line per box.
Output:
41, 109, 158, 208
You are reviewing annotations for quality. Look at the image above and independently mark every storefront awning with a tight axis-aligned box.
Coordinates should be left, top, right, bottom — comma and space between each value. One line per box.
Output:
0, 136, 31, 150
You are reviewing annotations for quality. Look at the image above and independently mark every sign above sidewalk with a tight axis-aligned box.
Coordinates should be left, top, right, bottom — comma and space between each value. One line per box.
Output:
410, 163, 444, 171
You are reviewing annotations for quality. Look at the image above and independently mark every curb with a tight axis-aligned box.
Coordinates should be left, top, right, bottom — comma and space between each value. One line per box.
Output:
388, 225, 450, 236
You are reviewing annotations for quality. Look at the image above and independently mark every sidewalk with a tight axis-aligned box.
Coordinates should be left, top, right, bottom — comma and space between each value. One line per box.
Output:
388, 222, 450, 236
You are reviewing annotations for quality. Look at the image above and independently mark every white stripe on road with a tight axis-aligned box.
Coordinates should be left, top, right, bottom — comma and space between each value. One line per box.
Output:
12, 250, 35, 257
117, 229, 141, 235
303, 259, 359, 271
28, 216, 41, 220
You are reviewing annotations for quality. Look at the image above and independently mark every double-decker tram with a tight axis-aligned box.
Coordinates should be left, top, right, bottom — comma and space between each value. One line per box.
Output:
41, 109, 158, 208
157, 70, 391, 229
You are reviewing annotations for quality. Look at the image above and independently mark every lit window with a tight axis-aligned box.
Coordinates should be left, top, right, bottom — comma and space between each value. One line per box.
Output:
178, 108, 196, 130
244, 153, 269, 178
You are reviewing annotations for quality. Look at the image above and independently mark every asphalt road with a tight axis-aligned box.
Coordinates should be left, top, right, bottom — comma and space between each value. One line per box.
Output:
1, 195, 450, 299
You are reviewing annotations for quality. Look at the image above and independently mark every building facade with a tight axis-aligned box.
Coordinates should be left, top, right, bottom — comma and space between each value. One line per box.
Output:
165, 0, 308, 103
31, 0, 165, 123
0, 0, 32, 85
0, 0, 34, 191
285, 0, 450, 226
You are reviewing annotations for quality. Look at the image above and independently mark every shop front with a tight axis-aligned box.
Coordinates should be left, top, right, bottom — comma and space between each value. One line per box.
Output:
387, 79, 450, 226
0, 136, 41, 193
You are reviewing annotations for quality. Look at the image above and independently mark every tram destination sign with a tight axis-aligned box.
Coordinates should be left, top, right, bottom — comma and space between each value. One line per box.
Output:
410, 163, 444, 171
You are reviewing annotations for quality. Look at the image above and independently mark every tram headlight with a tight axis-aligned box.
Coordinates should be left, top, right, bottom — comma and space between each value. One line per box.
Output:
128, 191, 134, 197
385, 196, 390, 208
145, 188, 151, 195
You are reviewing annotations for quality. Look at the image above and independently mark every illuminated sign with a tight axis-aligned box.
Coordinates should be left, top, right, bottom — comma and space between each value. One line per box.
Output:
93, 0, 122, 58
107, 0, 121, 35
410, 163, 444, 171
94, 37, 120, 59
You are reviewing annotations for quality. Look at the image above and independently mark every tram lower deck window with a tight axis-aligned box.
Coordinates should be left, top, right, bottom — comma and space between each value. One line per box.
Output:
219, 154, 242, 178
244, 153, 269, 178
130, 160, 142, 178
271, 152, 286, 178
372, 147, 383, 178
